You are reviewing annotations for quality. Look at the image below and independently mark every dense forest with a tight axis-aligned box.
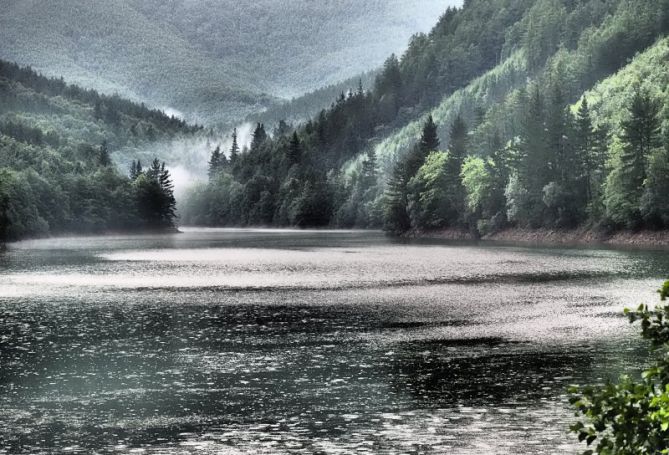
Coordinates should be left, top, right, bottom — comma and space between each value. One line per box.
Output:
182, 0, 669, 236
247, 71, 378, 127
0, 60, 193, 241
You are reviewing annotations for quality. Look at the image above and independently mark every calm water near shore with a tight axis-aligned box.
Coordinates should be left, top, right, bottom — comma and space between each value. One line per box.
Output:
1, 228, 668, 454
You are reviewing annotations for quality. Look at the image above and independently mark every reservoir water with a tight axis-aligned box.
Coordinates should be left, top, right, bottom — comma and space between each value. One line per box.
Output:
1, 228, 668, 454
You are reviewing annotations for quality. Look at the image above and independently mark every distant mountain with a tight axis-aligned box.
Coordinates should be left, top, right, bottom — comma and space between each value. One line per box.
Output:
246, 71, 379, 128
0, 0, 459, 125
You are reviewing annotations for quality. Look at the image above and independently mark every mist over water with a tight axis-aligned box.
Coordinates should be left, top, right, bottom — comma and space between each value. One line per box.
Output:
1, 230, 667, 454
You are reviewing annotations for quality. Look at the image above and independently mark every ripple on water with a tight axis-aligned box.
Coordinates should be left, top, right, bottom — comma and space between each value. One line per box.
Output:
0, 230, 666, 454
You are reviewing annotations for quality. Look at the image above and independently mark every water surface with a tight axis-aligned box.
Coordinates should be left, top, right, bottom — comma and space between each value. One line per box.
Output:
1, 228, 667, 454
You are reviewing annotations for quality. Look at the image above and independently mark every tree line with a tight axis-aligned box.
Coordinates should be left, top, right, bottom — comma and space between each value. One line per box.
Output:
384, 84, 667, 235
181, 0, 669, 235
0, 61, 184, 241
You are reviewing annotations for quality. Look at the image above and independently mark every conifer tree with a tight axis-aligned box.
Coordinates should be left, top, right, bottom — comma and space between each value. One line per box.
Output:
420, 114, 440, 155
360, 149, 377, 190
286, 132, 302, 166
443, 115, 469, 222
250, 123, 267, 151
208, 146, 223, 179
619, 89, 662, 198
229, 128, 240, 164
406, 115, 440, 178
448, 115, 467, 170
98, 140, 111, 166
574, 98, 597, 204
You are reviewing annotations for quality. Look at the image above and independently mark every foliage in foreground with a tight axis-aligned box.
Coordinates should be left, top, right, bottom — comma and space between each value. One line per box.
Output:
570, 280, 669, 454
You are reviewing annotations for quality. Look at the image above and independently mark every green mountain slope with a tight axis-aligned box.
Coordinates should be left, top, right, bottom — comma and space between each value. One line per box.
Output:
0, 60, 198, 240
579, 38, 669, 136
182, 0, 669, 234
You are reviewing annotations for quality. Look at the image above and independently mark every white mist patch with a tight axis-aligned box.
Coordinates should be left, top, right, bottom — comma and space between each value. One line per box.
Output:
160, 106, 185, 120
169, 165, 202, 199
233, 122, 255, 151
116, 122, 257, 199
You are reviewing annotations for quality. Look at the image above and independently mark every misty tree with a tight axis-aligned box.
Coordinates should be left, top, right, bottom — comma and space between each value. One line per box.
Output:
208, 145, 226, 179
98, 140, 111, 167
286, 132, 302, 167
229, 128, 240, 164
134, 158, 177, 229
250, 123, 268, 151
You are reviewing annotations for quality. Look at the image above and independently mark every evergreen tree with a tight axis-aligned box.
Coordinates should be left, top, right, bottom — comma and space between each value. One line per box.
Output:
406, 115, 440, 178
619, 89, 662, 198
420, 114, 440, 155
445, 115, 468, 221
250, 123, 268, 151
130, 160, 138, 179
574, 98, 595, 203
383, 159, 411, 233
360, 149, 377, 190
135, 158, 177, 229
229, 128, 240, 164
286, 132, 302, 166
514, 85, 551, 227
208, 146, 224, 179
448, 115, 467, 170
98, 140, 111, 166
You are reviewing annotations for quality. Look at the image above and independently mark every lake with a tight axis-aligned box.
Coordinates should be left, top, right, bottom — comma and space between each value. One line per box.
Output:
1, 228, 667, 454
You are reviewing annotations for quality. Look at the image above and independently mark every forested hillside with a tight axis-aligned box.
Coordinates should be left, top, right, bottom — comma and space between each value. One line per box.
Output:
182, 0, 669, 236
0, 61, 194, 241
247, 72, 378, 127
0, 0, 456, 125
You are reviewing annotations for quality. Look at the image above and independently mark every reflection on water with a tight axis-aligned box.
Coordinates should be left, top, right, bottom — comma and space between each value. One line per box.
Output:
0, 229, 667, 454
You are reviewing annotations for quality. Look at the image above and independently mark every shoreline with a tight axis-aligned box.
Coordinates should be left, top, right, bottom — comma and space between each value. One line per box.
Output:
406, 227, 669, 248
1, 227, 182, 245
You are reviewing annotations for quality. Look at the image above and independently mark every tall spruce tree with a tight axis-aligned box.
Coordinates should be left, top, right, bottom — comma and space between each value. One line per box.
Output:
619, 89, 662, 198
286, 132, 302, 166
406, 115, 440, 178
229, 128, 240, 165
574, 98, 595, 203
99, 140, 111, 166
445, 115, 468, 220
250, 123, 268, 151
208, 146, 224, 180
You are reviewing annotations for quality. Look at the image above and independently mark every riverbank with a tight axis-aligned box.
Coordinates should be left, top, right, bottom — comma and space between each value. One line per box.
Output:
1, 226, 182, 245
407, 227, 669, 247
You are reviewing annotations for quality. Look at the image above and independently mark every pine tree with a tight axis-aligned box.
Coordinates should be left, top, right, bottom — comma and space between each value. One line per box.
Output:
274, 120, 291, 137
574, 98, 596, 204
445, 115, 468, 221
130, 160, 138, 179
94, 101, 103, 120
619, 89, 662, 198
448, 115, 467, 170
420, 114, 440, 155
208, 146, 223, 179
137, 158, 177, 228
406, 115, 440, 178
516, 85, 551, 226
360, 149, 377, 190
384, 159, 411, 233
250, 123, 267, 151
99, 140, 111, 166
286, 132, 301, 166
229, 128, 240, 164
